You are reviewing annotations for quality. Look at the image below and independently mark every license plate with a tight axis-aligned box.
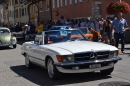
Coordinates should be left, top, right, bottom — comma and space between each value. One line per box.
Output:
89, 64, 101, 69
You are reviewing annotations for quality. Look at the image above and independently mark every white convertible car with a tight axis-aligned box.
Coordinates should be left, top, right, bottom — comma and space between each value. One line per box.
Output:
21, 29, 121, 80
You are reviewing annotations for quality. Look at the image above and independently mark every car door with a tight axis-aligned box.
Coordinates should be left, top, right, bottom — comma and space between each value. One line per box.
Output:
35, 45, 47, 67
28, 35, 43, 65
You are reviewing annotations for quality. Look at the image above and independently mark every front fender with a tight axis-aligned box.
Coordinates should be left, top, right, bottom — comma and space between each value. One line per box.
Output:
12, 37, 17, 44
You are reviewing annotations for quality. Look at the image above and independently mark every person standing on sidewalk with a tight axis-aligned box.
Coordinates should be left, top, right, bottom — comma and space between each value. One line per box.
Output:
99, 18, 104, 41
112, 12, 128, 53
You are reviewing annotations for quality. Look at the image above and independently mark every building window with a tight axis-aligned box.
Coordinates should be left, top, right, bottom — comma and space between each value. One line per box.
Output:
53, 0, 59, 8
9, 11, 11, 17
25, 8, 26, 15
15, 9, 18, 18
33, 4, 36, 13
46, 0, 49, 11
30, 5, 32, 14
12, 0, 14, 5
39, 1, 43, 12
22, 8, 24, 16
15, 0, 18, 4
43, 1, 46, 10
12, 11, 14, 18
61, 0, 67, 7
70, 0, 77, 4
19, 8, 21, 17
79, 0, 87, 2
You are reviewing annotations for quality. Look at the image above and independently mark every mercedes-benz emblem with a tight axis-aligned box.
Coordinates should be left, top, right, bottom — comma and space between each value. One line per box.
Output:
90, 52, 97, 60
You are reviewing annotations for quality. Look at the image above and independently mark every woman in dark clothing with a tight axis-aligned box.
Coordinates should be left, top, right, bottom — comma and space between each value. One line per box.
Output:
103, 19, 111, 44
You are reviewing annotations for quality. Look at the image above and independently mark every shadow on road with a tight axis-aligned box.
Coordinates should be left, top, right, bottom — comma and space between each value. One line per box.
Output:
17, 40, 25, 45
10, 65, 112, 86
0, 47, 13, 50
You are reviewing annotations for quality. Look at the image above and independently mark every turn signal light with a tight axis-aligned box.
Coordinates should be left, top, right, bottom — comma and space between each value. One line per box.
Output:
56, 55, 63, 62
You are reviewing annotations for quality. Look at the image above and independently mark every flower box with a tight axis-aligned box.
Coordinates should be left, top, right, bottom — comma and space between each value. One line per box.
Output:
106, 1, 130, 14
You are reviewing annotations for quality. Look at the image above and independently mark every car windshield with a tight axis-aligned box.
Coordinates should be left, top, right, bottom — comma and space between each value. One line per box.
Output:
0, 29, 10, 33
79, 28, 89, 34
44, 30, 87, 44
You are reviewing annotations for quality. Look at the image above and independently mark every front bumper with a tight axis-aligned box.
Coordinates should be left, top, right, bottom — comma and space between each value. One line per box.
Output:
54, 57, 121, 73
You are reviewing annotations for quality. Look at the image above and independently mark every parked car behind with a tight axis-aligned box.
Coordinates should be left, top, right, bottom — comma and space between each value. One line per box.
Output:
49, 26, 71, 30
0, 27, 17, 48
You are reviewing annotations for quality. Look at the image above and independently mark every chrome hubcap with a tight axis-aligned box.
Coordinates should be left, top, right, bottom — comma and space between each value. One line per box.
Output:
25, 55, 29, 67
47, 59, 54, 78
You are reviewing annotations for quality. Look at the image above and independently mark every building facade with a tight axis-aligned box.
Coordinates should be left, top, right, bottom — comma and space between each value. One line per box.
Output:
39, 0, 51, 24
26, 0, 51, 25
52, 0, 130, 25
0, 5, 4, 26
14, 0, 29, 25
8, 0, 15, 26
3, 3, 9, 25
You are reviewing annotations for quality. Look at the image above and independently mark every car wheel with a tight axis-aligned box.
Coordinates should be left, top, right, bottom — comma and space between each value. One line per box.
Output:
47, 58, 62, 80
100, 67, 114, 75
25, 54, 33, 69
13, 45, 17, 49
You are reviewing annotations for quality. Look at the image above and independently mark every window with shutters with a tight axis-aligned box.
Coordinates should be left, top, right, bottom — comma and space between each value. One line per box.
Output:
61, 0, 67, 7
53, 0, 59, 8
70, 0, 77, 4
79, 0, 88, 2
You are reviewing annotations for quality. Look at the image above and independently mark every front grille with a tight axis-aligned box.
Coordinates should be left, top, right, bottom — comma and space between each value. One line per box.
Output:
74, 51, 109, 61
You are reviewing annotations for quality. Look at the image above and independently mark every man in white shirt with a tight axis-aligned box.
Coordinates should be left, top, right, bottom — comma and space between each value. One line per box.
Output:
95, 18, 100, 32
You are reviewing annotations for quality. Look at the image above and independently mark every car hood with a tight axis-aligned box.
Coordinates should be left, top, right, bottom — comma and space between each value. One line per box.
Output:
48, 41, 118, 53
0, 33, 12, 43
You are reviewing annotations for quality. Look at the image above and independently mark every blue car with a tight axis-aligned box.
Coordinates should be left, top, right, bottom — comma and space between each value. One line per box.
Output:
49, 26, 71, 30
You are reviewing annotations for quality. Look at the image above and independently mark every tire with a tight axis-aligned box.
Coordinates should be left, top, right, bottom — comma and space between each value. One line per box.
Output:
25, 54, 33, 69
13, 44, 17, 49
100, 67, 114, 75
47, 58, 62, 80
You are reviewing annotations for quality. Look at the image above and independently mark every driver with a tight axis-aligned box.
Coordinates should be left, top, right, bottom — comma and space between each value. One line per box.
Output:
44, 33, 53, 44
